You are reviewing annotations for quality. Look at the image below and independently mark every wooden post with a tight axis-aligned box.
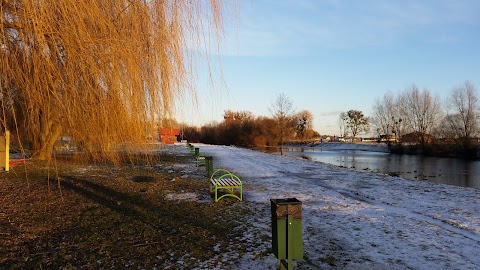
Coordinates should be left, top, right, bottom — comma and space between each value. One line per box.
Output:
5, 131, 9, 171
0, 131, 10, 171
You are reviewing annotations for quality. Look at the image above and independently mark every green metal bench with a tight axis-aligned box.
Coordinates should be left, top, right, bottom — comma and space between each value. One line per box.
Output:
187, 144, 195, 155
193, 147, 207, 167
196, 155, 206, 167
209, 169, 242, 202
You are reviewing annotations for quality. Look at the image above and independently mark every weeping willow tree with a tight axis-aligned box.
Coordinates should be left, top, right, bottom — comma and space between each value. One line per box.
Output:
0, 0, 226, 161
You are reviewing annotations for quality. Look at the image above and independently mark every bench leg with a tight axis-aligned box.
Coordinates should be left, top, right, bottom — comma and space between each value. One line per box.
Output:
212, 186, 243, 202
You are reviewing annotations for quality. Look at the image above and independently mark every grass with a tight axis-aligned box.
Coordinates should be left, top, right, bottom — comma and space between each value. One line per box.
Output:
0, 151, 249, 269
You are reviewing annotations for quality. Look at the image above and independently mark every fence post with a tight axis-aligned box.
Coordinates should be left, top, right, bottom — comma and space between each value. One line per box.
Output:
0, 131, 10, 171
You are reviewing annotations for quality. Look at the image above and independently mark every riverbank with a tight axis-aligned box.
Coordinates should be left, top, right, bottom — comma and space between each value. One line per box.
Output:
285, 141, 390, 153
286, 141, 480, 159
388, 142, 480, 159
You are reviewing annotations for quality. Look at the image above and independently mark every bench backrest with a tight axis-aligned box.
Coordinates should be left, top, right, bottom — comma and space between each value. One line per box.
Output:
210, 169, 242, 185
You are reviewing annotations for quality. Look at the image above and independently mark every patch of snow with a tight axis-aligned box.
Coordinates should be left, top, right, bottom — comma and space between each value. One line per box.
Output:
164, 192, 198, 202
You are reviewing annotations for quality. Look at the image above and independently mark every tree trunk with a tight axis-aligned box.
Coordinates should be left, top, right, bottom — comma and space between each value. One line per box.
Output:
32, 117, 62, 161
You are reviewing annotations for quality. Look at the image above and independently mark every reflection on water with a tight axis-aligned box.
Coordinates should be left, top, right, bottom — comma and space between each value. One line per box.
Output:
255, 146, 480, 189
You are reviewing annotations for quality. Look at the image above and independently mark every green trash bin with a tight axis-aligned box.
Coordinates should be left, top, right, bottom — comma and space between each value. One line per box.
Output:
194, 147, 199, 157
205, 156, 213, 177
271, 198, 303, 262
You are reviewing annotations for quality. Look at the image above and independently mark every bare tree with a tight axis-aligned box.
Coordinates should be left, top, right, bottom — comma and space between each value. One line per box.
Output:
371, 92, 406, 142
223, 110, 253, 124
400, 85, 441, 146
445, 81, 479, 149
372, 92, 395, 136
346, 110, 368, 140
270, 93, 295, 155
0, 0, 228, 161
338, 112, 349, 139
295, 110, 313, 142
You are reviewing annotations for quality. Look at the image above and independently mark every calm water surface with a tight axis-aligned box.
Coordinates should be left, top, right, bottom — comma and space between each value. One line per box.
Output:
257, 147, 480, 189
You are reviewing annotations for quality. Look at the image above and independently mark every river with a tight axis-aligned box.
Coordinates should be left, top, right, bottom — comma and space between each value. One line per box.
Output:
255, 146, 480, 189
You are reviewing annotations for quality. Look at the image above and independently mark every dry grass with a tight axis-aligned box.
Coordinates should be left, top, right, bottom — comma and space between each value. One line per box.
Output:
0, 152, 249, 269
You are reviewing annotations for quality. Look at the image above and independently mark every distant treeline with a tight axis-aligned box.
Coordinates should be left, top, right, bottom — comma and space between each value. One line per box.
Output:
181, 110, 319, 147
370, 82, 480, 159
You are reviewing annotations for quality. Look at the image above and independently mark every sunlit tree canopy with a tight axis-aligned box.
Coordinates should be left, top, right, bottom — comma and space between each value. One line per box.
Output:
0, 0, 226, 161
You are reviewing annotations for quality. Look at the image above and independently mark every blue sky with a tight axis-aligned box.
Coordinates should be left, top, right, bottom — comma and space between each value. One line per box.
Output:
179, 0, 480, 136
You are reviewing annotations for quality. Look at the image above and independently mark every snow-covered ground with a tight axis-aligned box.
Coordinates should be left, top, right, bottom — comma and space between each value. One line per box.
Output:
168, 143, 480, 269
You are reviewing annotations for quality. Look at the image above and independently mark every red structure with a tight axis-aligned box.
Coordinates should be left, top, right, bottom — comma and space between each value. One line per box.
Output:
160, 128, 180, 144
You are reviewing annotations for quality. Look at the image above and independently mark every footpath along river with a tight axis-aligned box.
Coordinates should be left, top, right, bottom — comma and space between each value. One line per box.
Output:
255, 143, 480, 189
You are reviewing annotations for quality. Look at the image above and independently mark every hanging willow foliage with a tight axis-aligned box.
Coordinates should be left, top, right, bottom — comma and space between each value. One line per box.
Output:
0, 0, 226, 161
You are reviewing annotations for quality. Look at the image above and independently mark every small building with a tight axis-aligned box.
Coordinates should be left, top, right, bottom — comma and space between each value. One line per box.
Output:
320, 135, 331, 142
160, 128, 180, 144
379, 134, 397, 143
362, 137, 378, 142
